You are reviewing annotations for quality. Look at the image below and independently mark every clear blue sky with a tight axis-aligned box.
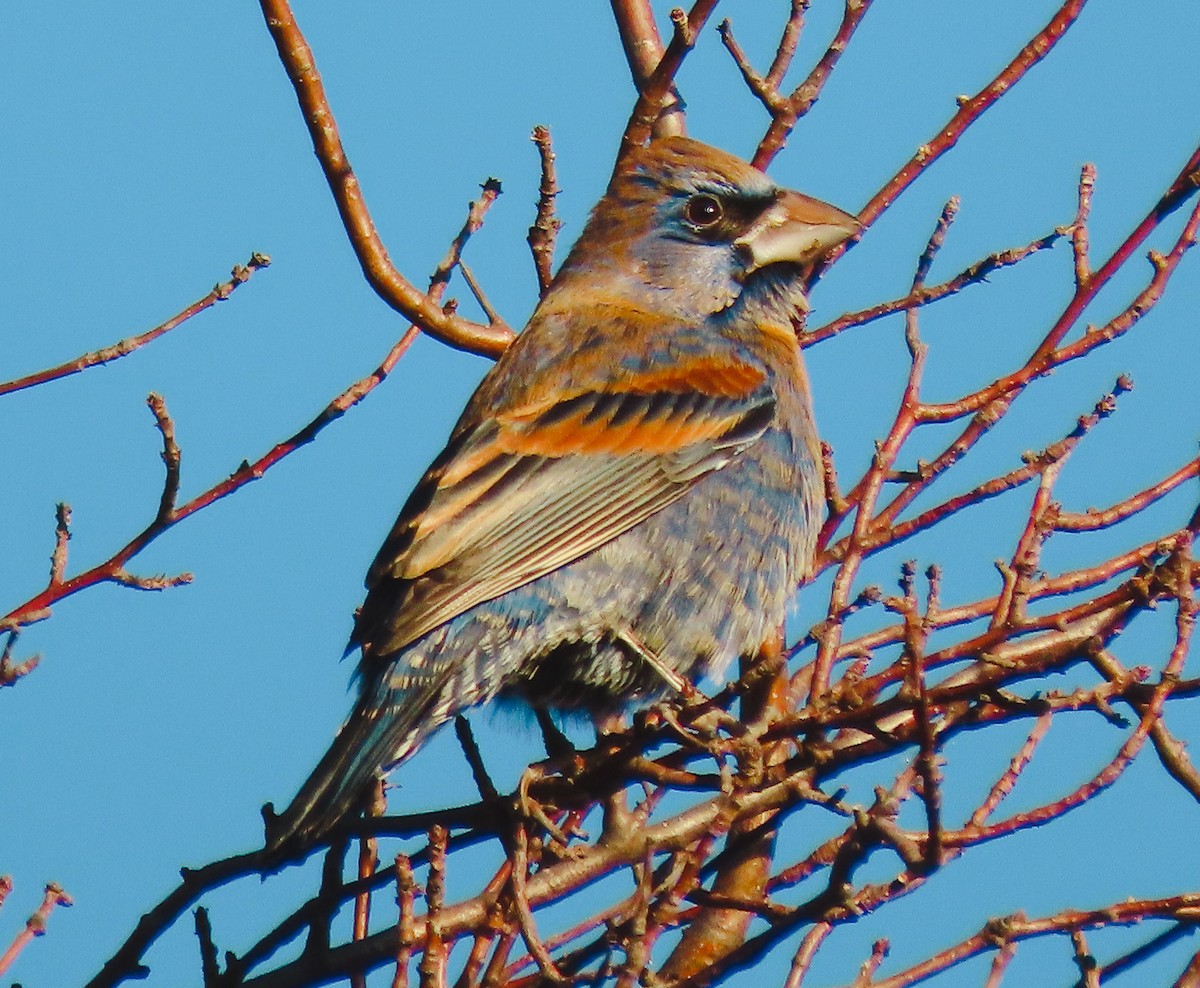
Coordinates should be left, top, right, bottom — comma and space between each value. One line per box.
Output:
3, 2, 1198, 985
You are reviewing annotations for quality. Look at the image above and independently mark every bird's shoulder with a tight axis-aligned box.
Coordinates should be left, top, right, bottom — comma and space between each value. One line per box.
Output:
457, 289, 773, 430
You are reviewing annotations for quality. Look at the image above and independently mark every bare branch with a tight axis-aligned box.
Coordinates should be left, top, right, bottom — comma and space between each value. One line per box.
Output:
753, 0, 876, 169
866, 894, 1200, 988
617, 1, 722, 159
257, 0, 514, 358
781, 921, 831, 988
804, 226, 1063, 346
527, 125, 563, 297
4, 175, 504, 641
0, 882, 74, 977
854, 0, 1091, 230
0, 254, 270, 398
1072, 163, 1097, 289
147, 393, 181, 524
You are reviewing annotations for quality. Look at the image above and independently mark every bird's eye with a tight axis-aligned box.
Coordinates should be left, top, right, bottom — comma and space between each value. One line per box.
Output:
684, 194, 724, 229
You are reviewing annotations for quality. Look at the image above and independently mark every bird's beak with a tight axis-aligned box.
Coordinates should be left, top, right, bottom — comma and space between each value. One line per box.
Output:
734, 190, 860, 274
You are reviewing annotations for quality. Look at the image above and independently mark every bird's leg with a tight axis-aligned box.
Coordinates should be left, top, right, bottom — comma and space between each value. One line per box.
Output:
533, 707, 578, 762
615, 628, 694, 697
653, 701, 738, 795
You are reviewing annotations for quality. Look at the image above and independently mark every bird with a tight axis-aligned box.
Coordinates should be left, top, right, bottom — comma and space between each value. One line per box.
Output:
264, 135, 858, 855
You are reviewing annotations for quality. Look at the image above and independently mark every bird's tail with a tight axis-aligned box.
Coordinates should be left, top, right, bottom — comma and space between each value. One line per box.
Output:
263, 672, 450, 859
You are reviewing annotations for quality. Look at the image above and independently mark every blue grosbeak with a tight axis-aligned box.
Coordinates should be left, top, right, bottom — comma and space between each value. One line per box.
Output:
265, 136, 857, 852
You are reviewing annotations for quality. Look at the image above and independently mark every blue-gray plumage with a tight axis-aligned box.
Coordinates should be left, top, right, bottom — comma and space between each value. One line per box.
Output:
265, 136, 858, 854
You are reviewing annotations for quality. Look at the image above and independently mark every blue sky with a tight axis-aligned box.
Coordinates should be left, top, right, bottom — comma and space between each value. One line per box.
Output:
3, 2, 1198, 985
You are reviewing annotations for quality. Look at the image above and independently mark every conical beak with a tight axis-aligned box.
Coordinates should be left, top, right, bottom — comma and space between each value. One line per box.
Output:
734, 190, 860, 273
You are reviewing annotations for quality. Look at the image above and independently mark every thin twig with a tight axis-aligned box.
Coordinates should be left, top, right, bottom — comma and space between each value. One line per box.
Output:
509, 824, 565, 983
753, 0, 876, 169
527, 125, 562, 297
0, 883, 74, 977
804, 226, 1062, 346
854, 0, 1090, 229
147, 394, 181, 524
781, 921, 831, 988
5, 169, 506, 637
0, 255, 270, 397
1072, 163, 1096, 289
617, 0, 722, 160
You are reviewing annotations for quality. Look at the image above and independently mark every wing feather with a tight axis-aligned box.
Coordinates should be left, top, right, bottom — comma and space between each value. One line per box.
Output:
354, 362, 776, 659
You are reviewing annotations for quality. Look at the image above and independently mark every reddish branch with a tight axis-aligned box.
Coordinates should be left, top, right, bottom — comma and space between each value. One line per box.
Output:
817, 525, 1197, 665
866, 894, 1200, 988
856, 0, 1091, 229
190, 547, 1192, 984
660, 643, 791, 980
799, 149, 1200, 710
954, 544, 1194, 847
257, 0, 513, 358
1174, 948, 1200, 988
781, 921, 831, 988
718, 2, 807, 118
1055, 458, 1200, 532
805, 197, 959, 698
84, 172, 1197, 985
0, 883, 73, 976
527, 126, 562, 297
3, 185, 503, 649
617, 1, 722, 160
1088, 645, 1200, 803
611, 0, 672, 130
223, 777, 826, 986
803, 225, 1063, 347
0, 255, 269, 398
85, 546, 1198, 986
0, 631, 39, 686
611, 0, 668, 88
718, 0, 875, 170
49, 3, 1200, 988
918, 151, 1200, 424
392, 856, 415, 988
351, 783, 388, 988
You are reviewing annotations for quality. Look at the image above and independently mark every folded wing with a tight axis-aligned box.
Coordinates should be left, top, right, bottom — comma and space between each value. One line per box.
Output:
353, 357, 777, 663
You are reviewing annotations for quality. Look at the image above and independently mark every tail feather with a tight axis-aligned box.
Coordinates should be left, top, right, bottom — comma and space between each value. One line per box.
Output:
264, 675, 449, 857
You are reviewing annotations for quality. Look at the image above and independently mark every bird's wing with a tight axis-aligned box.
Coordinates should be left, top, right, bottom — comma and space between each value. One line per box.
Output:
354, 355, 776, 658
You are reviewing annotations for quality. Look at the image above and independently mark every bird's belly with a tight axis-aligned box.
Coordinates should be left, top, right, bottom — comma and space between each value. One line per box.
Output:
499, 433, 816, 709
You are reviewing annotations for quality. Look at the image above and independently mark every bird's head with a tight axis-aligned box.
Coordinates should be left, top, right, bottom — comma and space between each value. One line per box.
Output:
554, 136, 859, 322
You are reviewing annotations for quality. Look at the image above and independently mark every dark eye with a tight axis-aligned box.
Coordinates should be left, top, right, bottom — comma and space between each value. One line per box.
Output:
684, 194, 724, 229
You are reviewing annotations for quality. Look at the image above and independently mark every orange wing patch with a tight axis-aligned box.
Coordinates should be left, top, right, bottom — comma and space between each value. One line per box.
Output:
493, 355, 766, 459
496, 392, 752, 458
619, 356, 766, 398
496, 408, 743, 458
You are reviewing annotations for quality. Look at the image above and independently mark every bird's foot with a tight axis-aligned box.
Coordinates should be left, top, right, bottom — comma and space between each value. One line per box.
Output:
515, 763, 588, 856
